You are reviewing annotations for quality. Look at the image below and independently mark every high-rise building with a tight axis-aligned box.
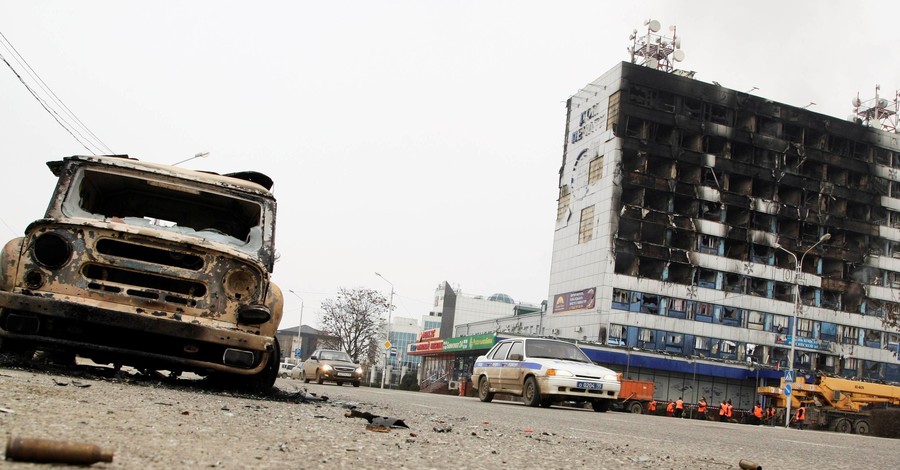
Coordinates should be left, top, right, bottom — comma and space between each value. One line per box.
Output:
548, 60, 900, 386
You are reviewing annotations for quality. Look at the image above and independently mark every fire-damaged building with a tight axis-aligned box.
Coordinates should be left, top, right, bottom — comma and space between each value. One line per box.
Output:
546, 58, 900, 394
414, 55, 900, 409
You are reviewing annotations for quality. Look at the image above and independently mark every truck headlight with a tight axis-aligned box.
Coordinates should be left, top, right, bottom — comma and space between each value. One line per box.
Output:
31, 232, 72, 269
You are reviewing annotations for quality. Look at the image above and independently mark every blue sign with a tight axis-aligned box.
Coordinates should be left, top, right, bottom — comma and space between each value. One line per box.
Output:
390, 347, 398, 358
784, 384, 792, 396
294, 348, 302, 358
784, 370, 795, 383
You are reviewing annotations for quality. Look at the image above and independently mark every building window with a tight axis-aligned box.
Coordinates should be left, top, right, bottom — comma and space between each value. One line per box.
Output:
607, 91, 620, 131
844, 357, 859, 370
698, 235, 719, 254
772, 314, 789, 334
747, 311, 765, 330
796, 319, 813, 338
579, 206, 595, 243
557, 185, 571, 222
841, 326, 860, 344
695, 337, 710, 350
612, 289, 630, 310
720, 341, 736, 354
639, 329, 653, 343
667, 333, 683, 345
696, 302, 713, 318
588, 156, 603, 184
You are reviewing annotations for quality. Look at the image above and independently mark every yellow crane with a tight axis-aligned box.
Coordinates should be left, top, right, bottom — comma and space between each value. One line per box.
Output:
758, 375, 900, 434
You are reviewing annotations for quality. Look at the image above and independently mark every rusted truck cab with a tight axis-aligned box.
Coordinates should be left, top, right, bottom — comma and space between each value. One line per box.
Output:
0, 155, 283, 390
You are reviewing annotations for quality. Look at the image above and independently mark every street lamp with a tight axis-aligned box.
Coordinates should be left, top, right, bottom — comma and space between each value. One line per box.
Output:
375, 272, 394, 389
774, 233, 830, 428
288, 289, 304, 363
172, 151, 209, 166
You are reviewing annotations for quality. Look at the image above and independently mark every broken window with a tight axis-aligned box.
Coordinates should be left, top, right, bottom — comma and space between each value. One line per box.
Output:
796, 319, 813, 338
588, 156, 603, 184
607, 91, 620, 131
69, 168, 263, 249
772, 315, 789, 334
578, 205, 595, 243
611, 289, 630, 310
747, 311, 765, 330
556, 185, 571, 222
695, 337, 710, 350
698, 235, 719, 254
841, 326, 860, 345
864, 329, 882, 348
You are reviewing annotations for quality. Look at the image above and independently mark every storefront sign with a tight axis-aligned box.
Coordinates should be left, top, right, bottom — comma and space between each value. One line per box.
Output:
775, 335, 829, 351
444, 333, 496, 352
553, 288, 596, 313
408, 339, 444, 355
418, 328, 440, 342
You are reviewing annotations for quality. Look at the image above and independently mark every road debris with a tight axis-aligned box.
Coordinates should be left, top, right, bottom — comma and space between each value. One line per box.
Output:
291, 388, 328, 403
739, 459, 762, 470
365, 424, 391, 433
344, 408, 409, 428
5, 436, 114, 465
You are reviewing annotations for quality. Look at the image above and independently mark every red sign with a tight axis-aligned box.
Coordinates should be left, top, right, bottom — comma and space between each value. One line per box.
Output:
418, 328, 440, 342
408, 339, 444, 355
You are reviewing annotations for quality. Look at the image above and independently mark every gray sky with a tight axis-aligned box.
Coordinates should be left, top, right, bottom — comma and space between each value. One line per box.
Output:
2, 1, 898, 331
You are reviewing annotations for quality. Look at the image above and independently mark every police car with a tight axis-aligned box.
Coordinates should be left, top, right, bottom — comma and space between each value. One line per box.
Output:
472, 338, 621, 411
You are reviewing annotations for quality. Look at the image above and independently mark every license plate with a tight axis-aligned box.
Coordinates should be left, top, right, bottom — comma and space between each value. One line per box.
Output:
577, 381, 602, 390
337, 373, 352, 377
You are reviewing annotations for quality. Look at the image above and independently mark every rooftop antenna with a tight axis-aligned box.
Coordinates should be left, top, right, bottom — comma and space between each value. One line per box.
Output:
628, 19, 695, 78
851, 85, 899, 133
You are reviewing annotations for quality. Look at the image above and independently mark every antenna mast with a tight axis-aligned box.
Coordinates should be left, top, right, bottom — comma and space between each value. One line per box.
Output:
851, 85, 899, 133
627, 19, 694, 78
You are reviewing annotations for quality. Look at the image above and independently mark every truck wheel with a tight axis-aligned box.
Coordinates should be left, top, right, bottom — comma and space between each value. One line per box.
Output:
478, 376, 494, 403
245, 342, 280, 393
853, 419, 870, 435
834, 418, 852, 433
592, 399, 610, 413
629, 401, 644, 414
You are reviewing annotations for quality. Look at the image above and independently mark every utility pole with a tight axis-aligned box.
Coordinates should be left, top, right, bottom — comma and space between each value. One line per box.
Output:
375, 272, 394, 389
775, 233, 830, 428
288, 290, 304, 363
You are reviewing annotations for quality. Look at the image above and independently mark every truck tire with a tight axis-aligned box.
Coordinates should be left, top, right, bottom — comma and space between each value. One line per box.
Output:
853, 419, 870, 435
834, 418, 853, 433
629, 401, 644, 414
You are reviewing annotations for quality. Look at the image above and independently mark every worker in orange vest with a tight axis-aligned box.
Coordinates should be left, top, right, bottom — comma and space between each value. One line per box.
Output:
765, 405, 776, 425
697, 397, 708, 421
666, 400, 675, 417
752, 402, 763, 425
648, 400, 657, 415
725, 399, 733, 421
718, 400, 727, 422
675, 397, 684, 418
794, 404, 807, 430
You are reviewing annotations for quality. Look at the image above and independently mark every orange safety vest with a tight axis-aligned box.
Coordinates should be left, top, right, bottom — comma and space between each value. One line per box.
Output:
675, 399, 684, 410
753, 406, 762, 418
725, 403, 733, 418
666, 402, 675, 413
648, 401, 657, 411
796, 407, 806, 422
766, 408, 775, 419
719, 403, 727, 416
698, 401, 707, 413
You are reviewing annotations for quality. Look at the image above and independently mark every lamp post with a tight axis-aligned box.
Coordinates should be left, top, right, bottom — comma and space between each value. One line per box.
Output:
172, 151, 209, 166
288, 290, 304, 363
774, 233, 830, 428
375, 272, 394, 389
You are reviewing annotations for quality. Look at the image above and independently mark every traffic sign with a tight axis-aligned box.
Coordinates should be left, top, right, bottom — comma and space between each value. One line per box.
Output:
384, 341, 392, 349
784, 370, 795, 383
784, 384, 793, 396
294, 348, 302, 358
390, 347, 398, 358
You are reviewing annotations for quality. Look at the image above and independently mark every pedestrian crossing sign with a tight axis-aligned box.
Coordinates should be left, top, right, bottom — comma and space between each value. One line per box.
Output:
784, 370, 794, 383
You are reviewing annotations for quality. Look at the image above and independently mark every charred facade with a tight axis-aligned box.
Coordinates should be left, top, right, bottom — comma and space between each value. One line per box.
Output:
549, 62, 900, 382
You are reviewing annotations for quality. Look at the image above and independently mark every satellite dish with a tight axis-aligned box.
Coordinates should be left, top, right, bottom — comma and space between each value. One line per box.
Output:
852, 97, 861, 107
673, 50, 686, 62
674, 37, 682, 49
879, 98, 889, 108
647, 58, 659, 69
648, 20, 661, 32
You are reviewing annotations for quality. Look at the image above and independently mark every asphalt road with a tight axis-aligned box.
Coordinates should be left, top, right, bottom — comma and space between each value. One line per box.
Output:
1, 364, 897, 469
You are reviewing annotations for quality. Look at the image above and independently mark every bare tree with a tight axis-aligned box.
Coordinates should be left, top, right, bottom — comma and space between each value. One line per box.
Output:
319, 287, 392, 363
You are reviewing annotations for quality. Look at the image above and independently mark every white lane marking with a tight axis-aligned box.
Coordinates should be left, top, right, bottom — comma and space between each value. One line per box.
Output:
572, 428, 671, 443
781, 439, 852, 449
410, 403, 440, 409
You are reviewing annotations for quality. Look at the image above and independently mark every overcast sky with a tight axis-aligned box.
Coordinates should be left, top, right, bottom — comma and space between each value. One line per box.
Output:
2, 1, 898, 331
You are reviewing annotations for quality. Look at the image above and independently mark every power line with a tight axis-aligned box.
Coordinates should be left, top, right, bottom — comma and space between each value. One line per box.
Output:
0, 30, 112, 154
0, 51, 95, 154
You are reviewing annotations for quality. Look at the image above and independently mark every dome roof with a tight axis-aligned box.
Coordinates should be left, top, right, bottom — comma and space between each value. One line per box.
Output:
487, 293, 514, 304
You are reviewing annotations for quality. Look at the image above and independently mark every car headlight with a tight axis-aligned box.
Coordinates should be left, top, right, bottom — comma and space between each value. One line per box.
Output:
355, 367, 363, 375
546, 369, 574, 377
321, 364, 333, 372
603, 374, 619, 381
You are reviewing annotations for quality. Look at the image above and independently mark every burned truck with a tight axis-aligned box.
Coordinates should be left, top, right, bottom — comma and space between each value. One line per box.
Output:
0, 155, 283, 390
